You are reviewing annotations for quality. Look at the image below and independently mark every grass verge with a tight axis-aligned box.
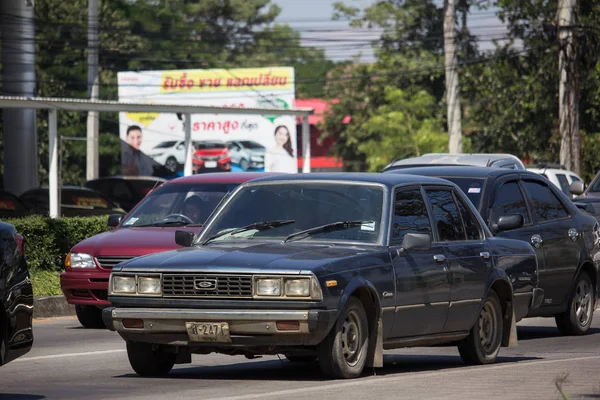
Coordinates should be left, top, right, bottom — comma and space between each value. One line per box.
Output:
30, 269, 62, 297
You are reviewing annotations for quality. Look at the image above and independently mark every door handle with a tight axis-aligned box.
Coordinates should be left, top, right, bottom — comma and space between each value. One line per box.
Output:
433, 254, 445, 262
480, 251, 490, 260
530, 234, 543, 248
568, 228, 579, 241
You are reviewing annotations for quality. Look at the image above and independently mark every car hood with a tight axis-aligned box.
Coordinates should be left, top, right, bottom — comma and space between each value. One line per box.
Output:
71, 226, 202, 257
115, 241, 381, 275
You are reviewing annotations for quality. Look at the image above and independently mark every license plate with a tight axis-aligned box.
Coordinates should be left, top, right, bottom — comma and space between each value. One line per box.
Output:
205, 161, 217, 168
185, 322, 231, 342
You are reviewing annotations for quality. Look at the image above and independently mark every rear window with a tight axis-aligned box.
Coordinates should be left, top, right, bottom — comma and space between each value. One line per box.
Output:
195, 141, 226, 149
438, 177, 485, 209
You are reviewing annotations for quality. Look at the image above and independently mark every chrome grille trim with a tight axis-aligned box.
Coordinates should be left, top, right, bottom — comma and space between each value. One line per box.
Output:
162, 274, 253, 298
96, 256, 135, 269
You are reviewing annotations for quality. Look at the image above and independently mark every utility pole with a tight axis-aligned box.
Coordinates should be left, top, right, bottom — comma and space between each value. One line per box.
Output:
558, 0, 579, 173
86, 0, 100, 180
1, 0, 38, 195
444, 0, 463, 153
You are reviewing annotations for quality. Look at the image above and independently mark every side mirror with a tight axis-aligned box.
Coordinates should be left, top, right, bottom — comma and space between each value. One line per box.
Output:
570, 181, 585, 196
175, 230, 195, 247
107, 214, 122, 227
400, 233, 432, 251
494, 214, 524, 233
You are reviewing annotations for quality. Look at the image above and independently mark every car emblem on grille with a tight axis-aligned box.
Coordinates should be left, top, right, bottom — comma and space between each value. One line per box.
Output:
194, 278, 217, 291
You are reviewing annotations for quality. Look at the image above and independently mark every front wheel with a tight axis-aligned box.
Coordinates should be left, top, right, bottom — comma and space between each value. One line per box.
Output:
317, 297, 369, 379
126, 341, 176, 377
458, 290, 503, 365
75, 305, 105, 329
555, 271, 595, 336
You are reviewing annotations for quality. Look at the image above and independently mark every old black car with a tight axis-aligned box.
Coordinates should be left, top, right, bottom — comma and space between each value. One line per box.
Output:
0, 221, 34, 366
104, 173, 540, 379
383, 166, 600, 336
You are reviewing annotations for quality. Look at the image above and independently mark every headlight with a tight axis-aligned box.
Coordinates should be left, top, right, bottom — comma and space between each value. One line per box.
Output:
251, 155, 264, 161
284, 278, 310, 297
67, 252, 96, 268
111, 276, 136, 294
255, 278, 282, 296
137, 276, 162, 295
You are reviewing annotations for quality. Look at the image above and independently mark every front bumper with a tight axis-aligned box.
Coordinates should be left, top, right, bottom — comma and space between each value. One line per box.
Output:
103, 307, 337, 347
60, 270, 111, 307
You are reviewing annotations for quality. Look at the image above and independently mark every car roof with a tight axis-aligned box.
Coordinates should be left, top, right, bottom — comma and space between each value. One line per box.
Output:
163, 172, 284, 185
527, 167, 580, 176
385, 153, 525, 169
244, 172, 454, 187
384, 165, 542, 179
87, 175, 167, 182
29, 185, 97, 191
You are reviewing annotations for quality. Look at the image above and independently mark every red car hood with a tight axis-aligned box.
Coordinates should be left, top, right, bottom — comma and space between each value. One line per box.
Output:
71, 226, 202, 257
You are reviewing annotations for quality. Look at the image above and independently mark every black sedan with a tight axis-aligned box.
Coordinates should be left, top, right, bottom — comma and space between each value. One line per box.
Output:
20, 186, 126, 217
384, 166, 600, 335
0, 221, 33, 366
103, 173, 540, 379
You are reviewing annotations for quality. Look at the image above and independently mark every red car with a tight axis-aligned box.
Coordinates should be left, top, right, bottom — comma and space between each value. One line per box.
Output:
60, 172, 277, 328
192, 140, 231, 173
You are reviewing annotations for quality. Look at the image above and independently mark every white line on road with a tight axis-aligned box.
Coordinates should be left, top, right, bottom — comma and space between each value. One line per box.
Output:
202, 355, 600, 400
12, 349, 126, 362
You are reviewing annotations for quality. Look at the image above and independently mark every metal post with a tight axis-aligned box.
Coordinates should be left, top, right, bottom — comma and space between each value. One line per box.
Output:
301, 115, 311, 173
86, 0, 99, 180
183, 113, 193, 176
49, 109, 59, 218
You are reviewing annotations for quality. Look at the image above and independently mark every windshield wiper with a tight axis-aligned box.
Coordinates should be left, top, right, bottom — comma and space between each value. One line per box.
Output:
283, 220, 367, 243
201, 219, 296, 245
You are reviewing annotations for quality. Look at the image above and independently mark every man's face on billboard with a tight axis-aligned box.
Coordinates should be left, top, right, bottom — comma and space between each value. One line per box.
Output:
127, 128, 142, 150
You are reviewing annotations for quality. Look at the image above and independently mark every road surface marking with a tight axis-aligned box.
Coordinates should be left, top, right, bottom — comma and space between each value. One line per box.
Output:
12, 349, 125, 362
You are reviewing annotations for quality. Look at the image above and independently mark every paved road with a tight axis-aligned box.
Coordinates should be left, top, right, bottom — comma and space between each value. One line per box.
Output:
1, 316, 600, 400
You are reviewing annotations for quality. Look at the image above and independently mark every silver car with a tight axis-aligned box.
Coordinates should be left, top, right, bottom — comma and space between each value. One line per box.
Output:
226, 140, 266, 171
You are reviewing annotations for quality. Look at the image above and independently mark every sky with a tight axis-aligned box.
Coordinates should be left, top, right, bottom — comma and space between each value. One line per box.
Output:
271, 0, 510, 62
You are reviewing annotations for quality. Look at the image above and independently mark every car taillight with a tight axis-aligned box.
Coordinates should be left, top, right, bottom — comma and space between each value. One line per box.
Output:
14, 233, 24, 255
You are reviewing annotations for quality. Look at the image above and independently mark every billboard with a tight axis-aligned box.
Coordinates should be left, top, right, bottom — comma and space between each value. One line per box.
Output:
117, 67, 297, 177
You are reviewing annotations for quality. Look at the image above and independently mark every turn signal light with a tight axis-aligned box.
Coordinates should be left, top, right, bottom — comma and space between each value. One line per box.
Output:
276, 321, 300, 331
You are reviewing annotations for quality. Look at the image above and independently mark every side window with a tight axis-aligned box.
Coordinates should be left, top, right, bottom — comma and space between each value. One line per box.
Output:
523, 180, 569, 222
555, 174, 571, 196
490, 181, 531, 225
571, 175, 582, 182
390, 189, 432, 245
425, 189, 465, 242
455, 193, 483, 240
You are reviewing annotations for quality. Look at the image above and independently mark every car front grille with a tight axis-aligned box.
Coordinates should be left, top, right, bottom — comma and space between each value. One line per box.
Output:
96, 256, 135, 269
162, 274, 253, 298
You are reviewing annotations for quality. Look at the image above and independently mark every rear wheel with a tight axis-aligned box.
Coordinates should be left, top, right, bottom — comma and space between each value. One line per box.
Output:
75, 305, 105, 329
458, 290, 503, 365
317, 297, 369, 379
555, 271, 595, 335
126, 341, 176, 377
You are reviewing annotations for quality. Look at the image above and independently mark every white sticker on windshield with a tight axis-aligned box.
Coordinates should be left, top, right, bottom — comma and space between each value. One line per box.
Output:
361, 221, 376, 232
468, 188, 481, 194
124, 217, 138, 225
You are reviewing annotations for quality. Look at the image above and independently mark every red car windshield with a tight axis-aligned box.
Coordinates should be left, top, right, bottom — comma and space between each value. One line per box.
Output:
120, 182, 240, 227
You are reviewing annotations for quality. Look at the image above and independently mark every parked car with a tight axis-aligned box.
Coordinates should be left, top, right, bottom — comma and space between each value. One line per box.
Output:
147, 140, 187, 173
526, 163, 583, 198
0, 221, 33, 366
384, 153, 526, 171
226, 140, 266, 171
0, 190, 31, 219
20, 186, 126, 217
192, 141, 231, 174
61, 172, 279, 329
85, 176, 166, 212
103, 173, 540, 379
384, 166, 600, 335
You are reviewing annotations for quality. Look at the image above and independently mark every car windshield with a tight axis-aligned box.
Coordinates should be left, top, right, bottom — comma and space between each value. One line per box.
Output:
240, 141, 264, 149
195, 141, 226, 150
198, 182, 385, 244
589, 175, 600, 193
120, 182, 239, 227
153, 141, 178, 149
438, 177, 485, 208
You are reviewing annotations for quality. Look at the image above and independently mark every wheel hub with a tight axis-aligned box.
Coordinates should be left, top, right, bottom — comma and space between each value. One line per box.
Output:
575, 280, 592, 327
341, 310, 361, 366
478, 301, 498, 353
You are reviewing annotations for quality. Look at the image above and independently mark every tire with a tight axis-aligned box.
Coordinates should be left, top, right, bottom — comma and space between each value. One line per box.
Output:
285, 355, 318, 363
239, 158, 250, 171
126, 341, 176, 377
165, 157, 178, 173
317, 297, 369, 379
75, 305, 105, 329
555, 271, 595, 336
458, 290, 503, 365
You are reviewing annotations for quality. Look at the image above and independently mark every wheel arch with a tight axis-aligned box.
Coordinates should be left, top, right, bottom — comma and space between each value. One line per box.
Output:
485, 277, 517, 348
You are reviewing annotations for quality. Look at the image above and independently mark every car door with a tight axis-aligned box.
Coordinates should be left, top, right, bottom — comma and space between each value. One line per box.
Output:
521, 179, 580, 306
432, 188, 491, 333
389, 186, 450, 338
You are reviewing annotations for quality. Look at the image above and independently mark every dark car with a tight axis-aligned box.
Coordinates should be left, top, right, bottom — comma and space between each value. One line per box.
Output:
85, 176, 166, 212
0, 221, 33, 366
384, 153, 526, 170
61, 173, 280, 329
103, 173, 540, 379
383, 166, 600, 335
0, 190, 31, 219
